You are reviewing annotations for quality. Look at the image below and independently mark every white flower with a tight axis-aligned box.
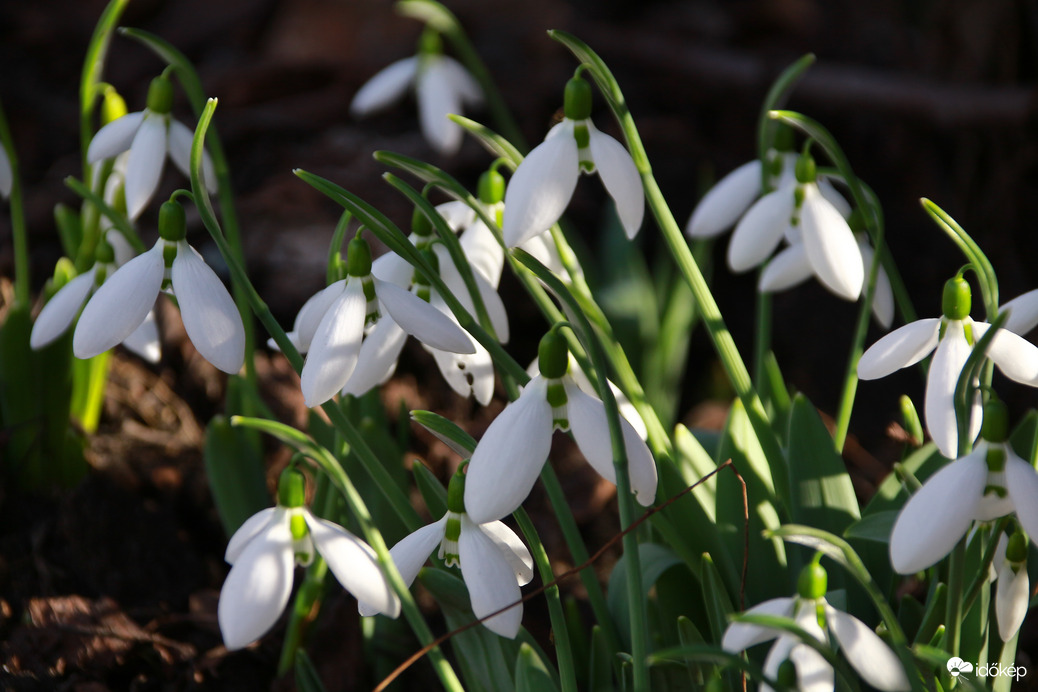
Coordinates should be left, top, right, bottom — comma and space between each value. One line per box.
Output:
218, 504, 399, 650
993, 532, 1030, 642
0, 144, 12, 198
72, 208, 244, 375
298, 243, 475, 407
350, 52, 482, 155
358, 510, 533, 638
888, 439, 1038, 574
87, 75, 216, 219
502, 117, 644, 248
722, 595, 910, 692
464, 365, 658, 524
857, 282, 1038, 457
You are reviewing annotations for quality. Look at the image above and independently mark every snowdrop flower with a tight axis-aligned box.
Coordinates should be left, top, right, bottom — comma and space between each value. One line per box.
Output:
993, 530, 1030, 642
722, 562, 910, 692
219, 468, 399, 650
0, 143, 12, 198
298, 235, 474, 407
888, 400, 1038, 574
350, 30, 481, 155
464, 329, 657, 524
73, 200, 244, 374
87, 74, 216, 219
359, 466, 533, 638
858, 277, 1038, 457
502, 75, 644, 248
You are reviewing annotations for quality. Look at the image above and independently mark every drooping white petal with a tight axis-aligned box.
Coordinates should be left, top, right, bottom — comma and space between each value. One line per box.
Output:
721, 596, 795, 652
727, 188, 794, 272
816, 177, 852, 218
167, 119, 218, 193
502, 125, 580, 247
1006, 456, 1038, 540
358, 517, 447, 617
787, 641, 834, 692
371, 249, 415, 288
30, 268, 97, 349
857, 318, 941, 380
439, 56, 482, 106
459, 515, 523, 638
799, 184, 864, 300
374, 278, 473, 353
1002, 288, 1038, 336
417, 57, 465, 155
857, 236, 895, 329
974, 321, 1038, 385
86, 111, 145, 163
428, 333, 495, 405
761, 634, 797, 692
73, 243, 164, 359
996, 560, 1029, 642
341, 318, 407, 397
123, 309, 161, 363
564, 380, 658, 506
478, 520, 534, 586
568, 358, 647, 440
350, 57, 419, 116
459, 218, 505, 287
518, 231, 566, 278
124, 112, 168, 219
294, 281, 348, 354
686, 160, 763, 238
225, 507, 280, 564
436, 200, 478, 230
106, 228, 136, 266
300, 280, 367, 407
172, 242, 245, 374
217, 513, 295, 650
0, 145, 12, 198
889, 452, 987, 573
434, 246, 509, 343
587, 123, 644, 239
304, 511, 400, 618
758, 243, 813, 293
973, 467, 1015, 521
825, 604, 910, 691
925, 319, 972, 458
465, 376, 553, 524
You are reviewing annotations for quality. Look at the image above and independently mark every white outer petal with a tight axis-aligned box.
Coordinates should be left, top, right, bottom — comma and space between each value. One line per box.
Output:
294, 280, 348, 354
300, 280, 366, 407
996, 560, 1029, 642
888, 452, 987, 573
568, 358, 647, 440
789, 600, 832, 692
825, 605, 910, 690
459, 218, 505, 287
417, 57, 464, 155
359, 517, 447, 617
436, 200, 478, 231
518, 231, 566, 278
721, 596, 795, 652
124, 112, 168, 219
428, 334, 495, 405
758, 243, 813, 293
564, 380, 658, 506
439, 56, 482, 106
459, 515, 523, 638
167, 119, 218, 192
225, 507, 280, 565
816, 177, 852, 218
31, 268, 97, 349
340, 318, 407, 397
87, 111, 145, 163
727, 189, 794, 272
217, 512, 295, 650
925, 320, 971, 458
857, 318, 940, 380
686, 159, 762, 238
799, 184, 863, 300
858, 237, 895, 329
172, 242, 245, 374
974, 321, 1038, 385
123, 309, 161, 363
371, 250, 415, 287
374, 278, 473, 353
434, 247, 509, 343
478, 520, 534, 586
587, 123, 644, 238
304, 511, 400, 618
502, 125, 579, 247
465, 376, 553, 523
1006, 456, 1038, 540
73, 243, 164, 359
1001, 288, 1038, 336
350, 57, 418, 116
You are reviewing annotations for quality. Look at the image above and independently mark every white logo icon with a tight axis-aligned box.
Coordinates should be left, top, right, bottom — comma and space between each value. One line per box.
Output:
947, 657, 974, 677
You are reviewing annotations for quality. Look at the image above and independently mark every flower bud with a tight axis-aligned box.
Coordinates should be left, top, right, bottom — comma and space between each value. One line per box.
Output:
101, 87, 128, 126
158, 200, 187, 241
538, 329, 569, 379
419, 28, 443, 56
478, 169, 505, 205
346, 236, 373, 277
1007, 530, 1028, 564
942, 276, 971, 320
794, 151, 816, 184
146, 75, 174, 115
277, 467, 306, 508
797, 562, 827, 600
564, 76, 592, 121
899, 394, 923, 445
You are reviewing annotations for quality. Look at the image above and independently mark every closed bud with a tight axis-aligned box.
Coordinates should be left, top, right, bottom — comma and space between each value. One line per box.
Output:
942, 276, 971, 320
478, 169, 505, 205
146, 75, 174, 114
158, 200, 186, 241
538, 329, 569, 379
346, 236, 373, 277
563, 76, 592, 121
797, 562, 827, 600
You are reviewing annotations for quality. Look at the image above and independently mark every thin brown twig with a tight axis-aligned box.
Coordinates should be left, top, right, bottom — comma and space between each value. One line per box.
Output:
374, 459, 747, 692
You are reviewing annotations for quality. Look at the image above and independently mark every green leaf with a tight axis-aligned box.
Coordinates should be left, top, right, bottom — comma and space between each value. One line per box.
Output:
699, 553, 734, 644
294, 650, 329, 692
449, 115, 523, 166
673, 423, 717, 520
912, 582, 947, 646
785, 394, 861, 535
587, 625, 615, 692
515, 643, 560, 692
204, 415, 270, 536
412, 460, 448, 519
842, 510, 898, 543
1009, 409, 1038, 464
412, 410, 477, 458
607, 543, 684, 649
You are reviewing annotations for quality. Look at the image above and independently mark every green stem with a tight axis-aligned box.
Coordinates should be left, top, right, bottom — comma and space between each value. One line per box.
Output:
753, 288, 772, 392
514, 507, 578, 692
0, 100, 30, 307
944, 537, 967, 664
79, 0, 131, 176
